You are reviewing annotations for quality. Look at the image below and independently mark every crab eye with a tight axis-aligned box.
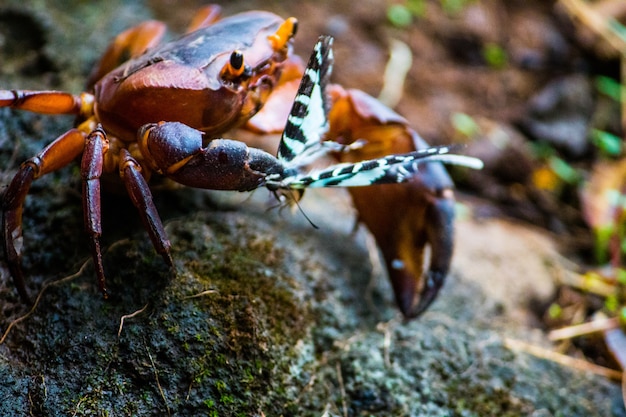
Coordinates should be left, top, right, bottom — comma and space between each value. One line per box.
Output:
222, 50, 245, 79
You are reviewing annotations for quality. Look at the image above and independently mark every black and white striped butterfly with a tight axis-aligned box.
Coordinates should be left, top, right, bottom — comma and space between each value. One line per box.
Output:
276, 36, 334, 170
265, 36, 482, 196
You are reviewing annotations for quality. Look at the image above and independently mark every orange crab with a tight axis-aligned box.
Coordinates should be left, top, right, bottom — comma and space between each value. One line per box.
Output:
1, 6, 464, 318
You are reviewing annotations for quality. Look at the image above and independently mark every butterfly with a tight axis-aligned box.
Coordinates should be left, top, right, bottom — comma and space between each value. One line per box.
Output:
265, 35, 483, 198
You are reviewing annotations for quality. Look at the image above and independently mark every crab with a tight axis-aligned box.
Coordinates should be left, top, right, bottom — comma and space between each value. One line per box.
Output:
0, 6, 478, 318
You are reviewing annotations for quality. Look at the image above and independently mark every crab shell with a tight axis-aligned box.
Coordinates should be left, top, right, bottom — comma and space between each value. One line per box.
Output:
95, 11, 291, 142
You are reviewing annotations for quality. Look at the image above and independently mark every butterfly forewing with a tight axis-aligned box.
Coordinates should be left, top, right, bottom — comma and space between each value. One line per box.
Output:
277, 35, 334, 163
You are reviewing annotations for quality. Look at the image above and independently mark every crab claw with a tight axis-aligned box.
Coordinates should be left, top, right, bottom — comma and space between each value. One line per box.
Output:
327, 86, 457, 318
382, 162, 455, 318
138, 121, 285, 192
348, 159, 455, 318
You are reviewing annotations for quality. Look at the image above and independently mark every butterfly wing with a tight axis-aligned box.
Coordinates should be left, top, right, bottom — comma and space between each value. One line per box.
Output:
280, 146, 484, 189
277, 35, 333, 165
267, 36, 483, 192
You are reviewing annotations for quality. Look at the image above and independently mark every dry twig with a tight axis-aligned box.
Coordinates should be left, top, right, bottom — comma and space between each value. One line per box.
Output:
0, 258, 91, 345
1, 238, 131, 344
505, 337, 622, 381
378, 39, 413, 108
182, 289, 218, 299
117, 303, 149, 338
549, 316, 621, 341
335, 362, 348, 417
145, 343, 171, 416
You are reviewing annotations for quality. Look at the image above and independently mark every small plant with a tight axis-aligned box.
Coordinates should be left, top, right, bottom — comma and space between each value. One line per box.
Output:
387, 0, 476, 27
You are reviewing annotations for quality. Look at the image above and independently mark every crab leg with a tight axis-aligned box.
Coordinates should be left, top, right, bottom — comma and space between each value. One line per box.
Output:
185, 5, 222, 33
81, 127, 109, 297
0, 90, 92, 116
86, 21, 167, 88
3, 129, 87, 302
119, 148, 173, 268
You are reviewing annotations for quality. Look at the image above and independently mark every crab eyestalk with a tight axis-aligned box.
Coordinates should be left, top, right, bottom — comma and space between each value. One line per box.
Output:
267, 17, 298, 51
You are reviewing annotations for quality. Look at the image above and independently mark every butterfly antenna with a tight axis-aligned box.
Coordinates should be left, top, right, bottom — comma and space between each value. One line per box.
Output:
267, 189, 318, 229
294, 196, 319, 229
282, 188, 319, 229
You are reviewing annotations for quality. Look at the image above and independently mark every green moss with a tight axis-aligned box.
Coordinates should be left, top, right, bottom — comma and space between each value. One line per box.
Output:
0, 209, 319, 415
106, 212, 318, 415
448, 384, 530, 417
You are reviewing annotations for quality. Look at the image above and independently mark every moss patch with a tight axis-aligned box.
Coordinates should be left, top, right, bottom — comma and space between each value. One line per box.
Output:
0, 211, 319, 416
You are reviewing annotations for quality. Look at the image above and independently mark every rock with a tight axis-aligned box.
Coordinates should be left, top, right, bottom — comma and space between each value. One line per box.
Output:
452, 218, 558, 328
1, 207, 624, 416
520, 75, 595, 158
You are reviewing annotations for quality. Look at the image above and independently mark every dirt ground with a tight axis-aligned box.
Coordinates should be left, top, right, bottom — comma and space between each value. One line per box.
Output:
0, 0, 625, 416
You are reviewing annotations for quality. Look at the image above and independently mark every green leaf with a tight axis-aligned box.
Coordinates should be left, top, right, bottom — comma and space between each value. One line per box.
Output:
591, 129, 623, 156
387, 5, 413, 28
441, 0, 472, 15
605, 294, 619, 312
619, 307, 626, 326
595, 76, 622, 102
594, 225, 613, 264
548, 303, 562, 319
451, 112, 480, 137
548, 156, 581, 184
483, 42, 508, 69
406, 0, 427, 17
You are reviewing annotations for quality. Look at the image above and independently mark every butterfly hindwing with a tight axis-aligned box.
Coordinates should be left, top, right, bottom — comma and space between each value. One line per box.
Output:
282, 146, 484, 189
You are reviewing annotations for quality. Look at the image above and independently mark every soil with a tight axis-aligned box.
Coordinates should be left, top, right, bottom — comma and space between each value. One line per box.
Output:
0, 0, 624, 416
